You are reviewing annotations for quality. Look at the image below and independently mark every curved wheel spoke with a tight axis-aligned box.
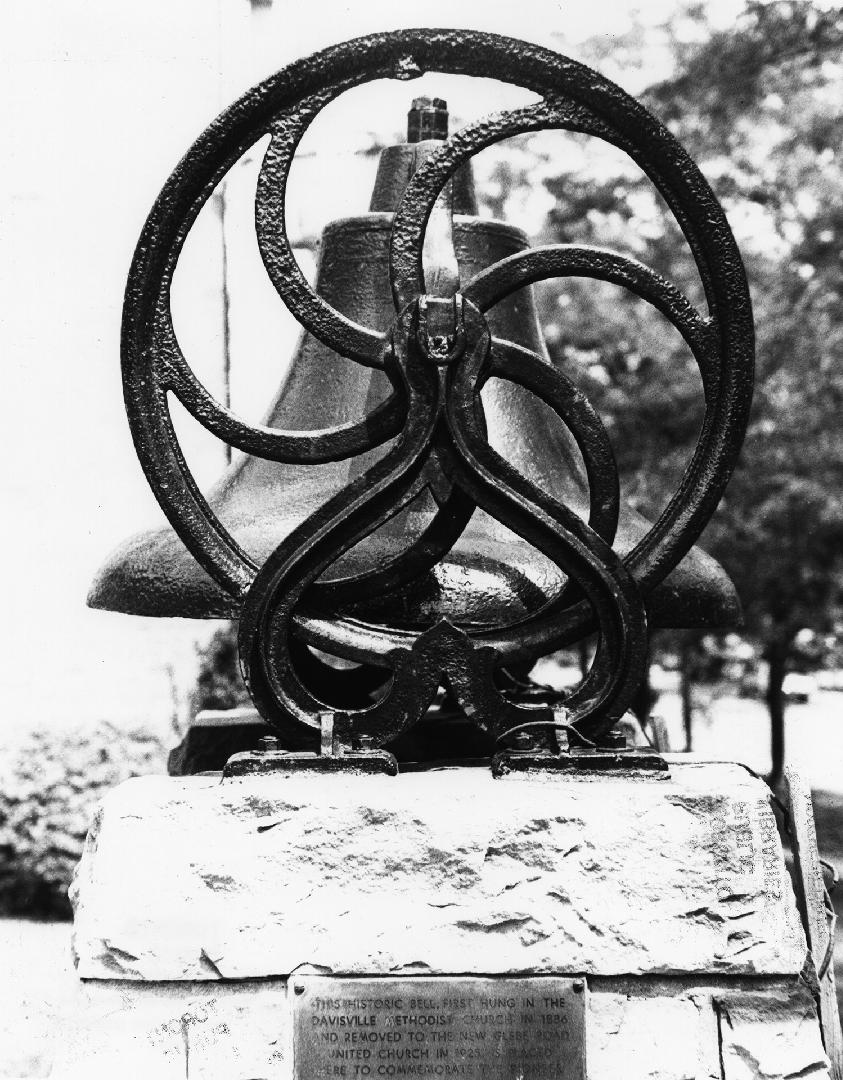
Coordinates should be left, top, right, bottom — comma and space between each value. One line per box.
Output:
125, 371, 257, 598
389, 92, 752, 609
241, 405, 437, 735
256, 99, 387, 368
119, 30, 754, 743
488, 337, 619, 546
239, 306, 444, 734
391, 97, 716, 321
157, 319, 404, 463
446, 303, 648, 731
311, 482, 475, 607
468, 245, 719, 400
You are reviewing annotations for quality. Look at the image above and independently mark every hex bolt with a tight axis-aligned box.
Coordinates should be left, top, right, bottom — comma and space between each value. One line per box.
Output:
572, 980, 585, 993
259, 735, 280, 752
407, 96, 448, 142
511, 731, 534, 751
354, 735, 375, 752
601, 728, 627, 750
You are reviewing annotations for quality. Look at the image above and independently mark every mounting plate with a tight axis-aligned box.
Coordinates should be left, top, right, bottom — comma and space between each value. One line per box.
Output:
492, 747, 668, 777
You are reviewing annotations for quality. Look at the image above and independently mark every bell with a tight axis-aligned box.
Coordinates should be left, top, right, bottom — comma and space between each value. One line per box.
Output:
88, 98, 739, 642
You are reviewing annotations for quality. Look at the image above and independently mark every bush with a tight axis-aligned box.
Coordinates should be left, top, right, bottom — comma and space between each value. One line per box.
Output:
191, 622, 251, 714
0, 723, 166, 919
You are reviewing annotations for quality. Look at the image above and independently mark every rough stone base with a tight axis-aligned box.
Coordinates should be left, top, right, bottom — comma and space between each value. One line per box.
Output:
71, 762, 805, 981
58, 760, 827, 1077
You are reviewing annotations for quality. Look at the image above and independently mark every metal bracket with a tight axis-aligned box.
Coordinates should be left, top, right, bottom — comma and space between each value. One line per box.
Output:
417, 294, 466, 364
222, 715, 399, 778
223, 747, 398, 779
491, 746, 668, 777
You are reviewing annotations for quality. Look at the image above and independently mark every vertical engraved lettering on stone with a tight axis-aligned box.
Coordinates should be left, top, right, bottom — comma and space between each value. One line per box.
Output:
704, 793, 805, 962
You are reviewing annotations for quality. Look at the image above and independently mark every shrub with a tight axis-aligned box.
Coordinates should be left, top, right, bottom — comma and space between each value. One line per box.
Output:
0, 723, 166, 919
191, 622, 250, 714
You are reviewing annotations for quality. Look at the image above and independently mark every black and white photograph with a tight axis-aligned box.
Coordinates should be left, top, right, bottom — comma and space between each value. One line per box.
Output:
1, 0, 842, 1076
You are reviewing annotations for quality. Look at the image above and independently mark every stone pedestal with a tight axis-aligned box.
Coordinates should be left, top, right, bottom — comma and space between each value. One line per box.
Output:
58, 761, 831, 1078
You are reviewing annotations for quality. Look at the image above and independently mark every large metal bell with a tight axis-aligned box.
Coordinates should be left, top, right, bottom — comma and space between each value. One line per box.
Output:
88, 99, 739, 637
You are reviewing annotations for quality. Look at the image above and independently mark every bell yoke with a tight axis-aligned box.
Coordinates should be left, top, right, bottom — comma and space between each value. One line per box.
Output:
87, 30, 754, 765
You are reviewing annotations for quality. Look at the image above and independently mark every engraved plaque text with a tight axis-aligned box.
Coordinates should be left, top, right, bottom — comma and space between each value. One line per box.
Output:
292, 976, 585, 1079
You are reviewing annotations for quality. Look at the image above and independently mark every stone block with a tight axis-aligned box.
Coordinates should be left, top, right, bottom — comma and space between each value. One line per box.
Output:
71, 762, 806, 981
55, 979, 289, 1079
717, 986, 830, 1079
587, 985, 721, 1080
53, 977, 827, 1079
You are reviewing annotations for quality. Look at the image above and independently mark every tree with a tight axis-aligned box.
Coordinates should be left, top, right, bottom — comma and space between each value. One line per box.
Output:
646, 1, 843, 781
528, 1, 843, 778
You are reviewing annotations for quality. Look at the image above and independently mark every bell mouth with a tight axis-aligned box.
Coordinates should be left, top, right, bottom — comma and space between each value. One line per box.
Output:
88, 508, 740, 641
88, 142, 740, 650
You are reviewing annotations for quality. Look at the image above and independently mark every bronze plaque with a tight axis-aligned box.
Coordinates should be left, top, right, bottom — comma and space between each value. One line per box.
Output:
291, 976, 586, 1079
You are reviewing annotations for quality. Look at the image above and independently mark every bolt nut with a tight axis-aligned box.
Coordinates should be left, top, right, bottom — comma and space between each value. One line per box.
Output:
572, 979, 585, 993
354, 735, 375, 752
601, 728, 627, 750
408, 97, 448, 142
259, 735, 281, 752
511, 731, 534, 751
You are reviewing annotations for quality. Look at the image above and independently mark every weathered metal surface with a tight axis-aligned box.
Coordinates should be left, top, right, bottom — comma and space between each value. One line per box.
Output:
290, 976, 586, 1080
88, 213, 738, 634
95, 30, 754, 751
407, 96, 449, 143
223, 746, 398, 779
492, 746, 669, 777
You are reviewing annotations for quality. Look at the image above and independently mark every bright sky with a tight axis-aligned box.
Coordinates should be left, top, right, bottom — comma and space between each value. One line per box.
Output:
0, 0, 748, 736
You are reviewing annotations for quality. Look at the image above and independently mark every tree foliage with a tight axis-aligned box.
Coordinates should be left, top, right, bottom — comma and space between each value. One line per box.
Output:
0, 724, 166, 918
191, 623, 250, 714
518, 1, 843, 773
